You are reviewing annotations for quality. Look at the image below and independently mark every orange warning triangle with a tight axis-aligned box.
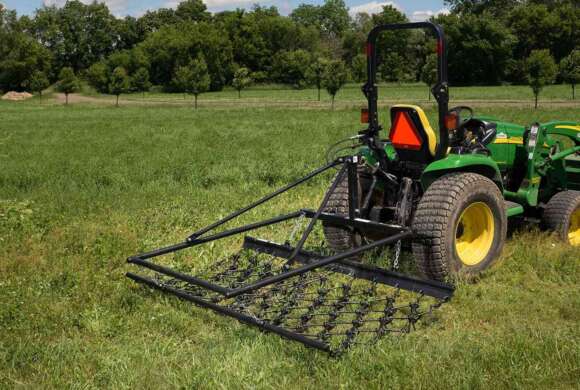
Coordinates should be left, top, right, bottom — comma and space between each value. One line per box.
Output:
390, 111, 422, 151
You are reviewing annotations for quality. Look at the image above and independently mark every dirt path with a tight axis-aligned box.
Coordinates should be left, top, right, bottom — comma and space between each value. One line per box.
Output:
52, 93, 580, 109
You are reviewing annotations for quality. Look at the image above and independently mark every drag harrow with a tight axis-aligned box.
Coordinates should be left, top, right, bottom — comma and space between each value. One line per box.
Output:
126, 157, 454, 356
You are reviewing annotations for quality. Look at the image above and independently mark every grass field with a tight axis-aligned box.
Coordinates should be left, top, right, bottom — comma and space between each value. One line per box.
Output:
1, 88, 579, 388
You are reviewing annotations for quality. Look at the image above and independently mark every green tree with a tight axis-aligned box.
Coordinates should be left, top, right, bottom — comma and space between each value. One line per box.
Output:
232, 67, 251, 98
421, 54, 438, 100
56, 67, 80, 105
525, 49, 557, 109
86, 62, 109, 93
305, 58, 327, 101
560, 50, 580, 100
188, 57, 211, 108
0, 9, 51, 92
139, 22, 233, 91
174, 65, 193, 99
132, 67, 151, 98
350, 54, 367, 83
26, 70, 50, 104
32, 1, 118, 72
175, 0, 210, 22
272, 50, 312, 89
109, 66, 130, 107
433, 12, 515, 85
173, 58, 210, 109
322, 60, 348, 110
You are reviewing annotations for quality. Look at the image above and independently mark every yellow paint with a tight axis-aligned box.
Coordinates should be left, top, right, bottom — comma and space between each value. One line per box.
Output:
455, 202, 495, 266
493, 137, 523, 145
569, 207, 580, 246
392, 104, 437, 156
555, 125, 580, 132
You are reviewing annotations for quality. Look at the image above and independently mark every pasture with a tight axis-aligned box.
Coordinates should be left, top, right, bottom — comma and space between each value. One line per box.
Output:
1, 87, 579, 388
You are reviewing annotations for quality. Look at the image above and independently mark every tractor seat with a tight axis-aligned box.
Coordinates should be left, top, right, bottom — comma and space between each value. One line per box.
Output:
388, 105, 437, 164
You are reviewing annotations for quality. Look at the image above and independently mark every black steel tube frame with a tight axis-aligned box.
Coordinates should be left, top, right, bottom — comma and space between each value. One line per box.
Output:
363, 22, 449, 162
187, 159, 340, 241
243, 237, 454, 299
126, 272, 331, 352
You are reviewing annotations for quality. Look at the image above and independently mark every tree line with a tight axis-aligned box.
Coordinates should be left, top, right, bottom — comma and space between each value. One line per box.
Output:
0, 0, 578, 106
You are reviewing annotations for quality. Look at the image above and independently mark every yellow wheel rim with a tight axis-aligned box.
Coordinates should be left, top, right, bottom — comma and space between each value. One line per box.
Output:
454, 202, 495, 266
569, 207, 580, 246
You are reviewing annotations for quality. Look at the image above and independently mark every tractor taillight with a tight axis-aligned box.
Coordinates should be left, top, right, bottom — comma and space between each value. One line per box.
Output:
361, 108, 369, 123
445, 112, 458, 130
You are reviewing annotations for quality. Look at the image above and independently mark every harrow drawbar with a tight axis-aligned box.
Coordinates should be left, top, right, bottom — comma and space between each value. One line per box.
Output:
126, 158, 454, 355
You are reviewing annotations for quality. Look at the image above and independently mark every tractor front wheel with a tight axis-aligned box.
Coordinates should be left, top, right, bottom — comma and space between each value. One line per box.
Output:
412, 173, 507, 281
542, 190, 580, 246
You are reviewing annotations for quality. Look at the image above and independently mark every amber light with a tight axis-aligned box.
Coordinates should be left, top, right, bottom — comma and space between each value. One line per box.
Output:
445, 112, 458, 130
361, 108, 369, 123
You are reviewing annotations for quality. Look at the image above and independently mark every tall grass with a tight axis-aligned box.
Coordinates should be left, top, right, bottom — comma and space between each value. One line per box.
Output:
0, 101, 578, 388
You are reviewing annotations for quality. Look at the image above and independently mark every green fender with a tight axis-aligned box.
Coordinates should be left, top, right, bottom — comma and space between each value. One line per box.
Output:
421, 154, 503, 191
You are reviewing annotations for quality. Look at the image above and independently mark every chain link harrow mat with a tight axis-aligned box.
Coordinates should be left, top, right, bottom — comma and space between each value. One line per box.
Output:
127, 236, 452, 356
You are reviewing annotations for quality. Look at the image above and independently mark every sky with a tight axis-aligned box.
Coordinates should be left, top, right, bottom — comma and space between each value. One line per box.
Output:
0, 0, 448, 20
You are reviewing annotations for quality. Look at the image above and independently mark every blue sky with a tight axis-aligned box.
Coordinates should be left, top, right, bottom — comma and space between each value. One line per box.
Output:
1, 0, 447, 19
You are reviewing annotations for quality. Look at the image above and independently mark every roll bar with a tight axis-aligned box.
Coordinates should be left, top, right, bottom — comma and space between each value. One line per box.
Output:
362, 22, 449, 162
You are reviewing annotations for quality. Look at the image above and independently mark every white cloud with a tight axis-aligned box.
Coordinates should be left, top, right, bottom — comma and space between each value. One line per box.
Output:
410, 8, 449, 22
349, 1, 400, 16
42, 0, 129, 14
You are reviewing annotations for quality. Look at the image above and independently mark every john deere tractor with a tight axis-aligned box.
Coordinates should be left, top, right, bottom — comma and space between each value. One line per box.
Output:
323, 22, 580, 281
126, 22, 579, 354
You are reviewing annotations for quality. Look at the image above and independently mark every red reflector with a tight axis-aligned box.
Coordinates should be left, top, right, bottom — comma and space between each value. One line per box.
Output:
365, 42, 373, 57
361, 108, 369, 123
390, 112, 422, 151
436, 39, 443, 55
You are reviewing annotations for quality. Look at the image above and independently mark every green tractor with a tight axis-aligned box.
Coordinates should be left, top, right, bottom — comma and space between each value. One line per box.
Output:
126, 22, 579, 354
323, 22, 580, 281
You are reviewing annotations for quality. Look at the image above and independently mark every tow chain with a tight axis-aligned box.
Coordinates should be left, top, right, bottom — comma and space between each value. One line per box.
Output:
392, 240, 402, 270
286, 212, 306, 245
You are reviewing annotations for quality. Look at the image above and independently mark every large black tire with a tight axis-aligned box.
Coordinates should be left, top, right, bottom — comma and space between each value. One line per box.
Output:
542, 190, 580, 246
412, 173, 507, 281
322, 171, 365, 260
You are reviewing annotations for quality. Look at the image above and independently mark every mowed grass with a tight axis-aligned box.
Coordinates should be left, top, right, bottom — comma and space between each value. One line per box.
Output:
0, 98, 579, 389
77, 82, 578, 106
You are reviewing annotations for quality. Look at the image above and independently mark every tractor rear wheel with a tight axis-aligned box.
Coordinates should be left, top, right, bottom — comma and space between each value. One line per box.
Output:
412, 173, 507, 281
542, 190, 580, 246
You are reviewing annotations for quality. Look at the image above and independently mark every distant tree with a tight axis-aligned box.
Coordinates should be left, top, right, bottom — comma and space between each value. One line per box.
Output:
525, 49, 557, 109
322, 60, 348, 110
350, 54, 366, 83
306, 58, 327, 101
175, 0, 210, 22
56, 67, 80, 105
109, 66, 130, 107
433, 12, 515, 85
86, 62, 110, 93
32, 1, 117, 72
421, 54, 438, 100
132, 67, 151, 98
188, 57, 210, 109
173, 65, 193, 99
173, 58, 210, 109
232, 67, 251, 98
272, 50, 312, 89
560, 50, 580, 100
26, 70, 49, 104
